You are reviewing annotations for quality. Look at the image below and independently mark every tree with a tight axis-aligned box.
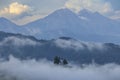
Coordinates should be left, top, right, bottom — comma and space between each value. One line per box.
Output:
63, 59, 68, 65
54, 56, 61, 64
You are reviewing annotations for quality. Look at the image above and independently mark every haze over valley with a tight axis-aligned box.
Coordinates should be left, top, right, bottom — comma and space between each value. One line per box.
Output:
0, 0, 120, 80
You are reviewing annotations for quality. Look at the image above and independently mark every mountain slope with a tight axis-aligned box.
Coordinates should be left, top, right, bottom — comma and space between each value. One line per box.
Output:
0, 17, 25, 34
24, 8, 91, 39
24, 8, 120, 43
1, 31, 120, 64
0, 8, 120, 43
78, 9, 120, 36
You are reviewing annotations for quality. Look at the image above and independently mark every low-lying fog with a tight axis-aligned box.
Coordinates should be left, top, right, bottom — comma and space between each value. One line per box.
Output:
0, 56, 120, 80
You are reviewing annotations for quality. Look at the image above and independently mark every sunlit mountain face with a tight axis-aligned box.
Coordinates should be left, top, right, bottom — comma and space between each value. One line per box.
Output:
0, 0, 120, 80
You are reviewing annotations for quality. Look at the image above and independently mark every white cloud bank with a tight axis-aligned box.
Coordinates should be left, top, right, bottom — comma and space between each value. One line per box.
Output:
0, 56, 120, 80
65, 0, 113, 14
54, 39, 105, 51
0, 2, 29, 15
0, 37, 39, 46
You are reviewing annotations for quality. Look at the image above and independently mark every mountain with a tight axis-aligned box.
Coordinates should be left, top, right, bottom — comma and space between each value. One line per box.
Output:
24, 8, 120, 43
78, 9, 120, 36
1, 31, 120, 65
24, 8, 92, 39
0, 8, 120, 43
0, 17, 26, 34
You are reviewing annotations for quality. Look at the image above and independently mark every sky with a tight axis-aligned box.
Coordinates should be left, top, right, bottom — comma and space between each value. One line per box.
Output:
0, 0, 120, 25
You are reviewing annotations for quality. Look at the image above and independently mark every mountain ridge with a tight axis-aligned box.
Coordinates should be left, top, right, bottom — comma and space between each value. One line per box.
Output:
0, 31, 120, 65
0, 8, 120, 43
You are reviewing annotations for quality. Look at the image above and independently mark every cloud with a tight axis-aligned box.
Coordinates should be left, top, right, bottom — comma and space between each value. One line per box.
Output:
110, 10, 120, 20
0, 2, 30, 15
12, 14, 46, 25
0, 56, 120, 80
65, 0, 113, 14
0, 37, 39, 46
54, 39, 105, 51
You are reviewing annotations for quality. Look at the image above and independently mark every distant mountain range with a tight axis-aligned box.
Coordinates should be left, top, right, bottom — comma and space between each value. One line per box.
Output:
0, 8, 120, 43
0, 31, 120, 65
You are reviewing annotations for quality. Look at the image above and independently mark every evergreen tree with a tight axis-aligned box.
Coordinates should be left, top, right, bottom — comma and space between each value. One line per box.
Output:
54, 56, 60, 64
63, 59, 68, 65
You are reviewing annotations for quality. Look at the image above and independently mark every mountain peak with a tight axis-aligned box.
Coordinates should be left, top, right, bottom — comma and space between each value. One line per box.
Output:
54, 8, 73, 13
0, 17, 18, 26
0, 17, 9, 21
78, 9, 108, 21
49, 8, 75, 16
0, 17, 6, 19
79, 9, 92, 13
78, 9, 94, 16
39, 8, 81, 22
0, 17, 17, 24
